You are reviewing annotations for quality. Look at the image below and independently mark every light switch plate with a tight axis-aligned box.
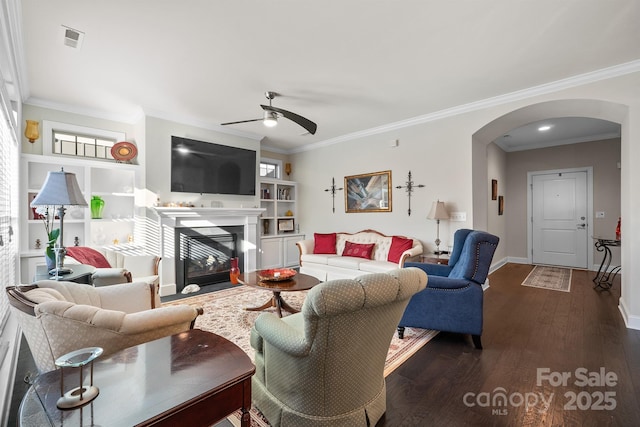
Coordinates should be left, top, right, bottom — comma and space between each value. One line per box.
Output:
450, 212, 466, 221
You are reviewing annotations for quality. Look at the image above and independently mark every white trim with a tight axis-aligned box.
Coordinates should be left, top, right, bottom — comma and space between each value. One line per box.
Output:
42, 120, 126, 157
619, 297, 640, 330
19, 60, 640, 155
26, 97, 144, 125
290, 60, 640, 154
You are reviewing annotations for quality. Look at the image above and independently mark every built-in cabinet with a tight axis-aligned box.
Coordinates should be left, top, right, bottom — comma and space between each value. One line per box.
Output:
259, 178, 303, 268
260, 234, 304, 269
20, 154, 140, 282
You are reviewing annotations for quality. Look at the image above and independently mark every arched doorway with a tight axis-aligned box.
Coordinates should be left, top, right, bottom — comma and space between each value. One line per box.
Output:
471, 99, 627, 276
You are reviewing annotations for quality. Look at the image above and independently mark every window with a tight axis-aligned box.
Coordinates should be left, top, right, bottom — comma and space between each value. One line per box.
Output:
53, 131, 116, 159
260, 158, 283, 179
43, 121, 126, 161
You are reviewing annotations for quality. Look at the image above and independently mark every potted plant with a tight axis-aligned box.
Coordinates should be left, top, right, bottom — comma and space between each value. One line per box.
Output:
35, 206, 59, 269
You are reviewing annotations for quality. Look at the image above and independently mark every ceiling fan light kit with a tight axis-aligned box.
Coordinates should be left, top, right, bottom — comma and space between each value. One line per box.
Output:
221, 91, 317, 135
263, 110, 278, 127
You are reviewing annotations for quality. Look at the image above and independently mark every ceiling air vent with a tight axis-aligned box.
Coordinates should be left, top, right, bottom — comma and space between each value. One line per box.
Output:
61, 25, 84, 49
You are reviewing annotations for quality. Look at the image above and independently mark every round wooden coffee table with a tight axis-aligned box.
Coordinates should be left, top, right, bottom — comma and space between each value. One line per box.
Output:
238, 271, 320, 317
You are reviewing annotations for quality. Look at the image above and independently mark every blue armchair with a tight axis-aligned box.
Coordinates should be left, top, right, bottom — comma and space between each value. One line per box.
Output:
398, 229, 499, 349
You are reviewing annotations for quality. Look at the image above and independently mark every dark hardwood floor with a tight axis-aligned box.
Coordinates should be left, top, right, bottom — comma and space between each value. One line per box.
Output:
10, 264, 640, 426
380, 263, 640, 426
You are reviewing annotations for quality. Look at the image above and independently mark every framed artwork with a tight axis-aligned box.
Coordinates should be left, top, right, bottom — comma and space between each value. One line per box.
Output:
491, 179, 498, 200
277, 218, 295, 232
498, 195, 504, 215
344, 170, 392, 213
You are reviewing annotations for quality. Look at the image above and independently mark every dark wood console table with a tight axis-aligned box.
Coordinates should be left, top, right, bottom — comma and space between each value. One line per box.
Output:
24, 329, 255, 427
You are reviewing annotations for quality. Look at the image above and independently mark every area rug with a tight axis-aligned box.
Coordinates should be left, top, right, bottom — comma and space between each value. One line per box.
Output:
521, 265, 572, 292
163, 285, 438, 427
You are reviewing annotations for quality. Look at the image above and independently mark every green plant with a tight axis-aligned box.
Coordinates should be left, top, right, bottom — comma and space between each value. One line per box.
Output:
35, 206, 59, 260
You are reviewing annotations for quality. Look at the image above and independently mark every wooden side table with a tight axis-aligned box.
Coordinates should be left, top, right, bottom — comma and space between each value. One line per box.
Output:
420, 254, 450, 265
26, 329, 255, 427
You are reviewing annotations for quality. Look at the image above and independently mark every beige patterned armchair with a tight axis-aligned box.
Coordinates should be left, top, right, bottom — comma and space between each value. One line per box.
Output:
7, 280, 202, 373
250, 267, 427, 427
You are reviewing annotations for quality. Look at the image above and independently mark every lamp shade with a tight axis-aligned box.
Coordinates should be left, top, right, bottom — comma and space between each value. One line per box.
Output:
30, 169, 88, 206
427, 200, 449, 220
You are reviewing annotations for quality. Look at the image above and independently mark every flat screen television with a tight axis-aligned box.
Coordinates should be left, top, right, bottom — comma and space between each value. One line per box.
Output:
171, 136, 256, 196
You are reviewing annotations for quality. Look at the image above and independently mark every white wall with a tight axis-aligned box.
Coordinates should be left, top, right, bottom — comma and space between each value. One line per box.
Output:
291, 118, 475, 254
292, 70, 640, 329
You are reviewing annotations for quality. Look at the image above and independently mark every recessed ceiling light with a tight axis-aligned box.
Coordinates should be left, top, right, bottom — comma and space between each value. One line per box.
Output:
538, 125, 552, 131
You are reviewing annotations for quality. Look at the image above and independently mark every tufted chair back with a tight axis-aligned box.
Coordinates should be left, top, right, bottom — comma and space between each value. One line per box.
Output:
250, 267, 427, 427
448, 229, 500, 285
7, 280, 201, 373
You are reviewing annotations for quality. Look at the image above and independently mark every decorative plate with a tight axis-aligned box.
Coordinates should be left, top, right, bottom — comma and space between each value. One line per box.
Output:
111, 141, 138, 162
257, 268, 297, 282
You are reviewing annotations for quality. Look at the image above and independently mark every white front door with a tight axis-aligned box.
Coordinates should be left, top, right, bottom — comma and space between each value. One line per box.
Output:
531, 171, 588, 268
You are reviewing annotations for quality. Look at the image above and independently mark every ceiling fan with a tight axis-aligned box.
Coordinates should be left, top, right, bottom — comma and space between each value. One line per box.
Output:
221, 91, 317, 135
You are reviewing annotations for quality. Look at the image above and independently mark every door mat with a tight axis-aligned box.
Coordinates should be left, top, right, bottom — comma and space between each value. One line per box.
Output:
521, 265, 572, 292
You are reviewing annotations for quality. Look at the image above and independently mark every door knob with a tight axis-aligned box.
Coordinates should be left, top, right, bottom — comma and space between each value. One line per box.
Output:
577, 223, 586, 229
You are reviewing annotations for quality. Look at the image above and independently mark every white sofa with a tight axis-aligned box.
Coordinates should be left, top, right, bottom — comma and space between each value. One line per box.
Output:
297, 229, 423, 281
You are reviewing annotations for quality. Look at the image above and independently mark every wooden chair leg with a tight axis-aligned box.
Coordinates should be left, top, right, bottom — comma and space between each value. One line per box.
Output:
472, 334, 482, 349
397, 326, 405, 339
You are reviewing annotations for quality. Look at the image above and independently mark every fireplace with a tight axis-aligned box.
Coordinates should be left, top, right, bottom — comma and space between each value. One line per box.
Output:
175, 226, 244, 291
153, 207, 264, 296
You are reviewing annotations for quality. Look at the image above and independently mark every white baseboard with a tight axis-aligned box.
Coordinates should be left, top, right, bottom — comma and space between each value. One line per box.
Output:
618, 297, 640, 330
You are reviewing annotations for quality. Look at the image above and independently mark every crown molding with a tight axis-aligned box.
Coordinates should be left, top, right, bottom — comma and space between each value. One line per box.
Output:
290, 59, 640, 154
24, 96, 145, 124
19, 57, 640, 154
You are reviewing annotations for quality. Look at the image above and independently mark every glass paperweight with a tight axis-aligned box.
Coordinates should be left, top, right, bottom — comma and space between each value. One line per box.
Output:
55, 347, 103, 409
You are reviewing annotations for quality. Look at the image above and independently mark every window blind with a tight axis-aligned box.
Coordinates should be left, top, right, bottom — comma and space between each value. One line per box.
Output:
0, 88, 18, 360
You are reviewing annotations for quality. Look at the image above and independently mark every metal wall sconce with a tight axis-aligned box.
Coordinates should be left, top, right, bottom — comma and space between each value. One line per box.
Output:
324, 177, 343, 213
284, 162, 292, 176
395, 171, 425, 216
25, 120, 40, 143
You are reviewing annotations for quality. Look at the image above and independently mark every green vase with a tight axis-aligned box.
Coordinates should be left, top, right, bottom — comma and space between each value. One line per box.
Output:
91, 196, 105, 219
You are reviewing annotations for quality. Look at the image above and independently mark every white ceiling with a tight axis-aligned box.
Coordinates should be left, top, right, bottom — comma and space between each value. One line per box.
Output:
18, 1, 639, 153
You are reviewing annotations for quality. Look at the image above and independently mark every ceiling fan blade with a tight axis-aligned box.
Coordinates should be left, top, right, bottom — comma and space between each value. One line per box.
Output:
220, 118, 262, 126
261, 105, 317, 135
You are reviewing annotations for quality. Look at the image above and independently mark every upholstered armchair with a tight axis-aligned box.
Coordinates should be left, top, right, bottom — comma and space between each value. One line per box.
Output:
7, 280, 202, 373
250, 268, 427, 427
398, 229, 499, 349
65, 246, 161, 286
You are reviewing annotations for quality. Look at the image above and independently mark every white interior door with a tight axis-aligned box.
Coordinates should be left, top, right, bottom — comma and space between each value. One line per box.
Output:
532, 171, 588, 268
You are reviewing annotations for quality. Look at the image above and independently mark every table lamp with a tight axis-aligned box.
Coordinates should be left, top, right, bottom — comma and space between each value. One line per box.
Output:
427, 200, 449, 255
31, 168, 87, 276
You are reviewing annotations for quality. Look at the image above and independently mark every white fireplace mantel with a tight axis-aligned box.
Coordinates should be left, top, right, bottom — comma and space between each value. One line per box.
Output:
152, 207, 265, 295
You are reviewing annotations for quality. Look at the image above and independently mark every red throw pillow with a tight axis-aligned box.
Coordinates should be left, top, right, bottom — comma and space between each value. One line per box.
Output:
65, 246, 112, 268
342, 241, 375, 259
388, 236, 413, 263
314, 233, 337, 254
